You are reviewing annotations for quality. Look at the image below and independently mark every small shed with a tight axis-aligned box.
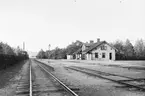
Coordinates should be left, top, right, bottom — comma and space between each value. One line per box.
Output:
66, 54, 73, 60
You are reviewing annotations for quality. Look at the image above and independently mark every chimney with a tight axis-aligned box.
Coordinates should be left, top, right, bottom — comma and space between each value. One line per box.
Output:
97, 38, 100, 43
90, 40, 94, 44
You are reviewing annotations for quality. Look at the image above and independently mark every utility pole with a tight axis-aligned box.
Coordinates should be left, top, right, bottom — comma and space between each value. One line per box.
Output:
48, 44, 51, 51
48, 44, 51, 59
23, 42, 25, 51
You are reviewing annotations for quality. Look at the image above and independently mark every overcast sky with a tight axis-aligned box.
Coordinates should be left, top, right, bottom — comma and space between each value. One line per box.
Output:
0, 0, 145, 52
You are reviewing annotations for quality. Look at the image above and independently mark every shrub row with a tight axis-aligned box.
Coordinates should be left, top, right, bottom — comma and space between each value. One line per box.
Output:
116, 53, 145, 60
0, 54, 29, 70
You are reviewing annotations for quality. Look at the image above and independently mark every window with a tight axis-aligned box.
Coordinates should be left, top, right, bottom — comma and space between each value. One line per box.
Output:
102, 53, 105, 58
95, 53, 98, 58
101, 45, 107, 50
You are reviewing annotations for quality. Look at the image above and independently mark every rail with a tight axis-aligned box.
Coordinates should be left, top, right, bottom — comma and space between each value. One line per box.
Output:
37, 62, 79, 96
67, 66, 145, 91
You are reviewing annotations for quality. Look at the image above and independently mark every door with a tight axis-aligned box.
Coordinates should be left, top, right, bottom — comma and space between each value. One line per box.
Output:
82, 54, 85, 60
109, 53, 112, 60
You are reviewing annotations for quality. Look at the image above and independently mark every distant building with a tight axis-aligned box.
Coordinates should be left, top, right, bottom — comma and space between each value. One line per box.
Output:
67, 54, 73, 60
73, 38, 117, 61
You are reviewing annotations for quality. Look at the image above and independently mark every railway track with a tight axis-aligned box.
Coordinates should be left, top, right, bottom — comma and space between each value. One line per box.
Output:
66, 66, 145, 91
67, 60, 145, 71
15, 59, 79, 96
97, 63, 145, 70
37, 62, 79, 96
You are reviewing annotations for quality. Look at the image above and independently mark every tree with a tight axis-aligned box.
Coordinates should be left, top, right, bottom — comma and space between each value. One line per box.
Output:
123, 39, 135, 58
0, 42, 15, 55
113, 40, 124, 53
112, 40, 125, 60
36, 49, 46, 59
66, 40, 83, 55
0, 43, 3, 54
134, 39, 145, 58
0, 41, 29, 70
44, 40, 83, 59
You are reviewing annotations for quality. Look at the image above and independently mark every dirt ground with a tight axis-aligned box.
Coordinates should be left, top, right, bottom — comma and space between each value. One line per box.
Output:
0, 59, 145, 96
0, 60, 29, 96
38, 59, 145, 96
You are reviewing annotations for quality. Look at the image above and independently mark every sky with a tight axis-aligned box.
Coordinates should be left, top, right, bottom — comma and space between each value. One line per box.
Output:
0, 0, 145, 53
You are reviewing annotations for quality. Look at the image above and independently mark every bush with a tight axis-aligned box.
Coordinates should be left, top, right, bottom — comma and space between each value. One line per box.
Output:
0, 54, 29, 70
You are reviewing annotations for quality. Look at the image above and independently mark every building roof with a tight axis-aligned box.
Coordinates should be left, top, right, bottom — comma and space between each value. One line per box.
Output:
73, 40, 118, 55
82, 41, 104, 53
73, 48, 82, 54
83, 43, 94, 47
83, 41, 117, 54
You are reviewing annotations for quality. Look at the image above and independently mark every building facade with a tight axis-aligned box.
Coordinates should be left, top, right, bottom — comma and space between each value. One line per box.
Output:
74, 39, 117, 61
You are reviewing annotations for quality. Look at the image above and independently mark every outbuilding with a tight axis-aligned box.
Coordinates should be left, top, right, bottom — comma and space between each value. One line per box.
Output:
66, 54, 73, 60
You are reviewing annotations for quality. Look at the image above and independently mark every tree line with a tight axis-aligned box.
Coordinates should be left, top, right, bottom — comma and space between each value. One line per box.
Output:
0, 42, 29, 70
36, 39, 145, 60
36, 40, 82, 59
113, 39, 145, 60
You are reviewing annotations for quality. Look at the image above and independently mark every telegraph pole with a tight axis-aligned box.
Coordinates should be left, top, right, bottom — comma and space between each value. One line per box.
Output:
23, 42, 25, 51
48, 44, 51, 59
48, 44, 51, 51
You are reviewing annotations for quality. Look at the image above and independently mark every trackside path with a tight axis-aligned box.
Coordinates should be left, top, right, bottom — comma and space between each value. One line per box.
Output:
14, 60, 30, 96
0, 60, 29, 96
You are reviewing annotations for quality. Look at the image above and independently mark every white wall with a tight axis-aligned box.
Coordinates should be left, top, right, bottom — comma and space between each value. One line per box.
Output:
76, 54, 82, 60
88, 43, 116, 60
86, 54, 92, 60
67, 55, 73, 60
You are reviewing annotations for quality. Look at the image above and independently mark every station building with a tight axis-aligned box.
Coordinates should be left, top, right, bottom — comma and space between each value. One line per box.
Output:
73, 39, 117, 61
